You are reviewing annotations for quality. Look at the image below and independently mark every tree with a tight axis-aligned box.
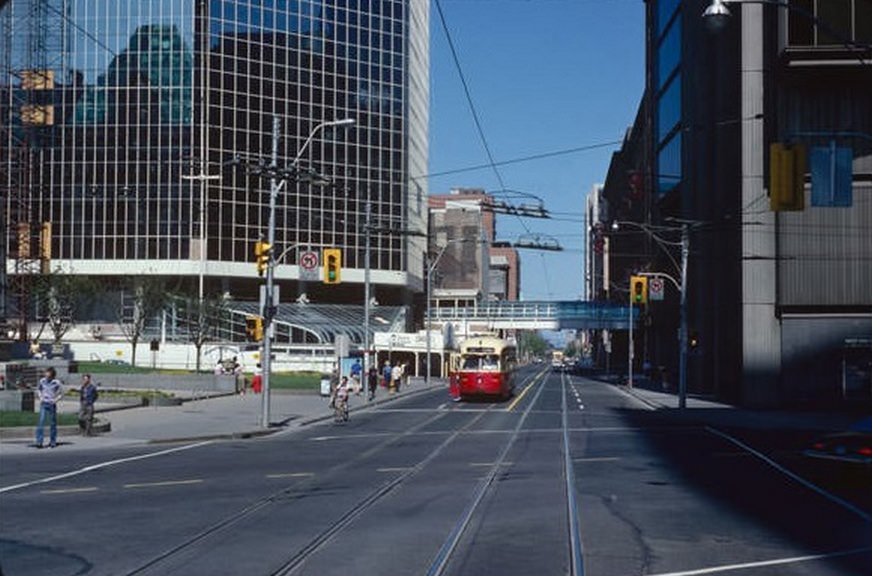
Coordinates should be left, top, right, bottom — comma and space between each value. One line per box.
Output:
117, 277, 168, 367
178, 293, 227, 372
518, 331, 549, 360
33, 271, 101, 346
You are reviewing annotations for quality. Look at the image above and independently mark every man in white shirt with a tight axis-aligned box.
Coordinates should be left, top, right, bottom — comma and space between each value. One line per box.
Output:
36, 367, 63, 448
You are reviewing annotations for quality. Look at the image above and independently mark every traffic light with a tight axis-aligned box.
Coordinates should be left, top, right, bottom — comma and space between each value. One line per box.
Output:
770, 142, 807, 211
323, 248, 341, 284
254, 240, 272, 277
630, 275, 648, 305
245, 315, 264, 342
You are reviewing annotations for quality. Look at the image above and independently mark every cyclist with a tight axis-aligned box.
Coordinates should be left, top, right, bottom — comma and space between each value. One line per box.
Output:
332, 376, 350, 422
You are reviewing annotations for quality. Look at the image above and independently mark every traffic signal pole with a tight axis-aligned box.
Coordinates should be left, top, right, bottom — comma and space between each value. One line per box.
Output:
678, 224, 689, 410
261, 116, 281, 429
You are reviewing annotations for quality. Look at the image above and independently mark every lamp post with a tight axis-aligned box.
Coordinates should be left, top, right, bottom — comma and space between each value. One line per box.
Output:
260, 116, 355, 428
612, 221, 690, 409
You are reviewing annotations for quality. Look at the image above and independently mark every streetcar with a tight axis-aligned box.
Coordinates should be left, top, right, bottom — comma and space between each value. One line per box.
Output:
453, 336, 516, 400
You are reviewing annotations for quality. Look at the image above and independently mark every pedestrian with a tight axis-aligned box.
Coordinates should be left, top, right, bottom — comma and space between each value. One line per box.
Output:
35, 367, 63, 449
78, 374, 98, 436
251, 363, 263, 394
367, 365, 379, 401
391, 362, 402, 393
382, 361, 392, 389
350, 359, 363, 395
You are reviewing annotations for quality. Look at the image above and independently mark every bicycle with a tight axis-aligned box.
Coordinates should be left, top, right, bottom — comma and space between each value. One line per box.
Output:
333, 395, 349, 422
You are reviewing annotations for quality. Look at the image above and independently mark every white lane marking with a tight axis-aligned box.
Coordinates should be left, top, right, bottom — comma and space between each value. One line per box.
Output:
647, 546, 872, 576
124, 479, 203, 489
0, 440, 213, 494
468, 461, 514, 467
265, 472, 314, 479
376, 467, 413, 473
706, 426, 872, 523
40, 486, 99, 495
573, 457, 621, 463
437, 403, 447, 410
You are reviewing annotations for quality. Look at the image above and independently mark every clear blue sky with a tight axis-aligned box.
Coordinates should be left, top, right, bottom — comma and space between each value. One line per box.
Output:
427, 0, 645, 301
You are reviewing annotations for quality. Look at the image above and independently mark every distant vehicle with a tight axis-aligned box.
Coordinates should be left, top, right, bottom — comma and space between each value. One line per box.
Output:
103, 359, 130, 366
453, 336, 516, 400
551, 351, 565, 372
804, 417, 872, 467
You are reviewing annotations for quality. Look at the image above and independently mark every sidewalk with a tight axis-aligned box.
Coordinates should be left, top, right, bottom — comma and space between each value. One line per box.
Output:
0, 378, 447, 455
615, 381, 863, 433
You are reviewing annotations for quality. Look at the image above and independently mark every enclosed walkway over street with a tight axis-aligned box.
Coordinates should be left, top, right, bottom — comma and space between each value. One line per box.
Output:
429, 300, 639, 331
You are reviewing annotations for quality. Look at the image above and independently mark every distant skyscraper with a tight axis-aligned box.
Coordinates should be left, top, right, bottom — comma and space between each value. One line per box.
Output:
1, 1, 428, 314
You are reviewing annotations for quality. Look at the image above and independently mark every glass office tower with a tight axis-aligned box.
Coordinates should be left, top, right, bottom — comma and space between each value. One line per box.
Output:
1, 0, 428, 303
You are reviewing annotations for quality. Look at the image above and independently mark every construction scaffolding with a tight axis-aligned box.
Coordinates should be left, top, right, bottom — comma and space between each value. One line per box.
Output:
1, 0, 65, 340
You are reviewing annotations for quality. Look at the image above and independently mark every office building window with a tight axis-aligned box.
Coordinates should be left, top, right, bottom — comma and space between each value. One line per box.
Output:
787, 0, 872, 47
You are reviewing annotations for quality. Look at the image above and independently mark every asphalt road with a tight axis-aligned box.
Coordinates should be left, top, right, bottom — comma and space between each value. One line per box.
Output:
1, 366, 869, 575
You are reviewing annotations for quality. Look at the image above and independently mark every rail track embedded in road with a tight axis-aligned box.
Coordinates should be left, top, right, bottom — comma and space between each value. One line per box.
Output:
424, 366, 565, 576
123, 406, 452, 576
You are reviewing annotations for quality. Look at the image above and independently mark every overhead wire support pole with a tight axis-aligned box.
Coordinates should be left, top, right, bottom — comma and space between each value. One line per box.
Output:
261, 115, 281, 429
678, 224, 689, 410
363, 199, 372, 394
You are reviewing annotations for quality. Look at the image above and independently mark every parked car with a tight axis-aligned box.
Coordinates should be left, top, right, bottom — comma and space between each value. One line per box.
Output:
803, 417, 872, 467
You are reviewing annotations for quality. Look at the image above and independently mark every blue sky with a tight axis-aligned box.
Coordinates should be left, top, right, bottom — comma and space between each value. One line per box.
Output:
427, 0, 645, 301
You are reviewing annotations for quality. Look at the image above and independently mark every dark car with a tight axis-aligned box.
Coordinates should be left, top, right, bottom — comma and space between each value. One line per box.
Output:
803, 417, 872, 467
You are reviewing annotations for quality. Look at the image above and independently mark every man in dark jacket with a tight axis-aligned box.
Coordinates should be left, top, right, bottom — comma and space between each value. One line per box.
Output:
78, 374, 98, 436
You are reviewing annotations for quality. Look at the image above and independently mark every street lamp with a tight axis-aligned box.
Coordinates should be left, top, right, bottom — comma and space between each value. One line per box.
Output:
611, 220, 690, 409
260, 116, 355, 428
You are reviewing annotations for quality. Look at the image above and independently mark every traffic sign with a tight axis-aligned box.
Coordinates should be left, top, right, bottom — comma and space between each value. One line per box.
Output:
299, 250, 319, 281
649, 277, 665, 301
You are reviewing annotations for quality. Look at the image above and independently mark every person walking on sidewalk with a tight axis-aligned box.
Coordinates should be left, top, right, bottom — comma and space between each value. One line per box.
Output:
367, 365, 379, 401
78, 374, 99, 436
35, 367, 63, 449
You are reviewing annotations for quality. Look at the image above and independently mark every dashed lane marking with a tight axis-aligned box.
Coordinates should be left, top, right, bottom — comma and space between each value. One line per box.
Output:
648, 546, 872, 576
40, 486, 99, 495
468, 461, 514, 467
124, 479, 204, 489
0, 441, 213, 494
265, 473, 315, 479
376, 467, 413, 473
573, 457, 621, 463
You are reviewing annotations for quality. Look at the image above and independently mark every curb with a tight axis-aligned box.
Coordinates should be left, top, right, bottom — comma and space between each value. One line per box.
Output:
613, 384, 667, 411
0, 418, 112, 440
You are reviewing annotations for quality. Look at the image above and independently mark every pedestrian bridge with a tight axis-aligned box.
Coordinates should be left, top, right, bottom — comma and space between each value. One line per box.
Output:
429, 301, 638, 331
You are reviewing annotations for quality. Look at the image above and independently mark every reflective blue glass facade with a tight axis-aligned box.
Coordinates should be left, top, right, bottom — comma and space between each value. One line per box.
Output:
1, 0, 428, 295
653, 0, 682, 196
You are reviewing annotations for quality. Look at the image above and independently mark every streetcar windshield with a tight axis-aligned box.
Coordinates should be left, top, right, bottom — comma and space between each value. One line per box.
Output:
462, 355, 501, 371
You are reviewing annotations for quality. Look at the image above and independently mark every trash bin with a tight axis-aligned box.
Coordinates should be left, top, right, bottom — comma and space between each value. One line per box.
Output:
320, 376, 332, 397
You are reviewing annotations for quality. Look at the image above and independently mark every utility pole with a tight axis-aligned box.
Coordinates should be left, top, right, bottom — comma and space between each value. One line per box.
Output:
261, 116, 281, 429
363, 200, 372, 392
628, 298, 634, 388
678, 224, 689, 409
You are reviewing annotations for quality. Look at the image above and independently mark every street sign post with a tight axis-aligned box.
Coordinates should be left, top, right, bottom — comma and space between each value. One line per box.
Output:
299, 250, 319, 281
649, 277, 665, 301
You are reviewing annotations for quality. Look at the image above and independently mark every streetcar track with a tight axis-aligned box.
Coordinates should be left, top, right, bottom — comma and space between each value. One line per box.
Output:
123, 367, 544, 576
123, 408, 452, 576
562, 370, 586, 576
425, 366, 551, 576
270, 367, 547, 575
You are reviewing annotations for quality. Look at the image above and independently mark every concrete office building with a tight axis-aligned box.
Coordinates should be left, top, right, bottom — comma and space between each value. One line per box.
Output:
606, 0, 872, 406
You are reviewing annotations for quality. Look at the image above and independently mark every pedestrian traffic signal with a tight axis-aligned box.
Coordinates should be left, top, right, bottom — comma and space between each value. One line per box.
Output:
254, 240, 272, 277
245, 315, 264, 342
630, 275, 648, 305
323, 248, 341, 284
